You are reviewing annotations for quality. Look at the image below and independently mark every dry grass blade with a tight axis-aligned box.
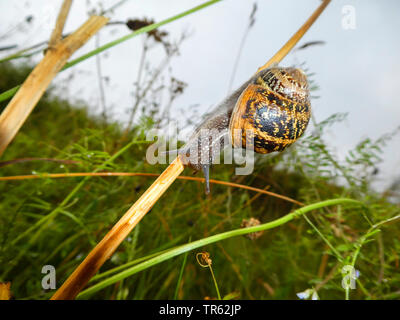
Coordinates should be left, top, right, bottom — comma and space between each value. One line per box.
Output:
257, 0, 331, 72
0, 15, 109, 156
0, 171, 303, 205
48, 0, 73, 47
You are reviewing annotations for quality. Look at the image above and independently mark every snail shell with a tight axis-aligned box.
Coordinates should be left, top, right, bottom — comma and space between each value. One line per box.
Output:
229, 67, 311, 154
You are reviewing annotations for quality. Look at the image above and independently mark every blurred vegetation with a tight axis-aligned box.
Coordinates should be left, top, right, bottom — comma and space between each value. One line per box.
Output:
0, 55, 399, 301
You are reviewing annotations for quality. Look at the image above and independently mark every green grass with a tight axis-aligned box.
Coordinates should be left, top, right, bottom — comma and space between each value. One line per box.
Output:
0, 60, 399, 301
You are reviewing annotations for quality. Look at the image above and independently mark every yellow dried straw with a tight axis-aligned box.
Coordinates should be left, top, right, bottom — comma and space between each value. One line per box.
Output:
0, 171, 304, 206
0, 1, 109, 156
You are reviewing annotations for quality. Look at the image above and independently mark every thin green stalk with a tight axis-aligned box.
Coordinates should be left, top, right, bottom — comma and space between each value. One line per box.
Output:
173, 238, 191, 300
0, 0, 222, 104
303, 214, 343, 262
345, 214, 400, 300
345, 228, 380, 300
0, 42, 44, 63
0, 48, 44, 63
78, 198, 361, 299
209, 265, 221, 300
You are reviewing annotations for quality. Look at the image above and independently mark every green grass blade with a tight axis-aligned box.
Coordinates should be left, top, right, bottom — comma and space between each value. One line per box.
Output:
78, 198, 361, 299
173, 237, 191, 299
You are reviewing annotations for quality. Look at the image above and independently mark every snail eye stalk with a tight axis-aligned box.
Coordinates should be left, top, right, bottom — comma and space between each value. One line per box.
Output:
202, 164, 210, 194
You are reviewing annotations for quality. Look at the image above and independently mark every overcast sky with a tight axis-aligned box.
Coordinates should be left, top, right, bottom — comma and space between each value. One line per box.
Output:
1, 0, 399, 191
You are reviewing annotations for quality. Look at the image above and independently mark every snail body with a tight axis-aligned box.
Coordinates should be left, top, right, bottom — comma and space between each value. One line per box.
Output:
176, 66, 311, 193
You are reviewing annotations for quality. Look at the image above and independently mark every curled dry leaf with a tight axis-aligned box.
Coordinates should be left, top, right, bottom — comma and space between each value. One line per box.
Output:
196, 252, 212, 267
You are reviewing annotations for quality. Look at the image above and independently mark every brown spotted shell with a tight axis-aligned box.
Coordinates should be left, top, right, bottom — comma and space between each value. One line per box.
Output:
229, 67, 311, 154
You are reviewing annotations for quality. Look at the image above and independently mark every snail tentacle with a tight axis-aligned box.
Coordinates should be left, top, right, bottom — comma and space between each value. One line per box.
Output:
202, 164, 210, 194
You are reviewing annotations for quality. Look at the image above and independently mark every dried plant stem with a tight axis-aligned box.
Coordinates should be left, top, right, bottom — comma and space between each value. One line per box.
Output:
52, 0, 330, 300
257, 0, 331, 73
0, 15, 109, 156
48, 0, 73, 47
50, 156, 184, 300
0, 171, 303, 206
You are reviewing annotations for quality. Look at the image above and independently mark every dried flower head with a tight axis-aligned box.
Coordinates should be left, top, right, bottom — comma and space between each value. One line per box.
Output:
241, 217, 264, 240
196, 252, 212, 267
126, 18, 170, 49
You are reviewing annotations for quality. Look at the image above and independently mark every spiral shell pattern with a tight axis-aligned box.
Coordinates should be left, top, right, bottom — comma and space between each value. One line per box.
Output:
229, 67, 311, 154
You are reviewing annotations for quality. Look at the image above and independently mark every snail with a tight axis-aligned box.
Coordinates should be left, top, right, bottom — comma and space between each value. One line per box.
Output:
170, 66, 311, 193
